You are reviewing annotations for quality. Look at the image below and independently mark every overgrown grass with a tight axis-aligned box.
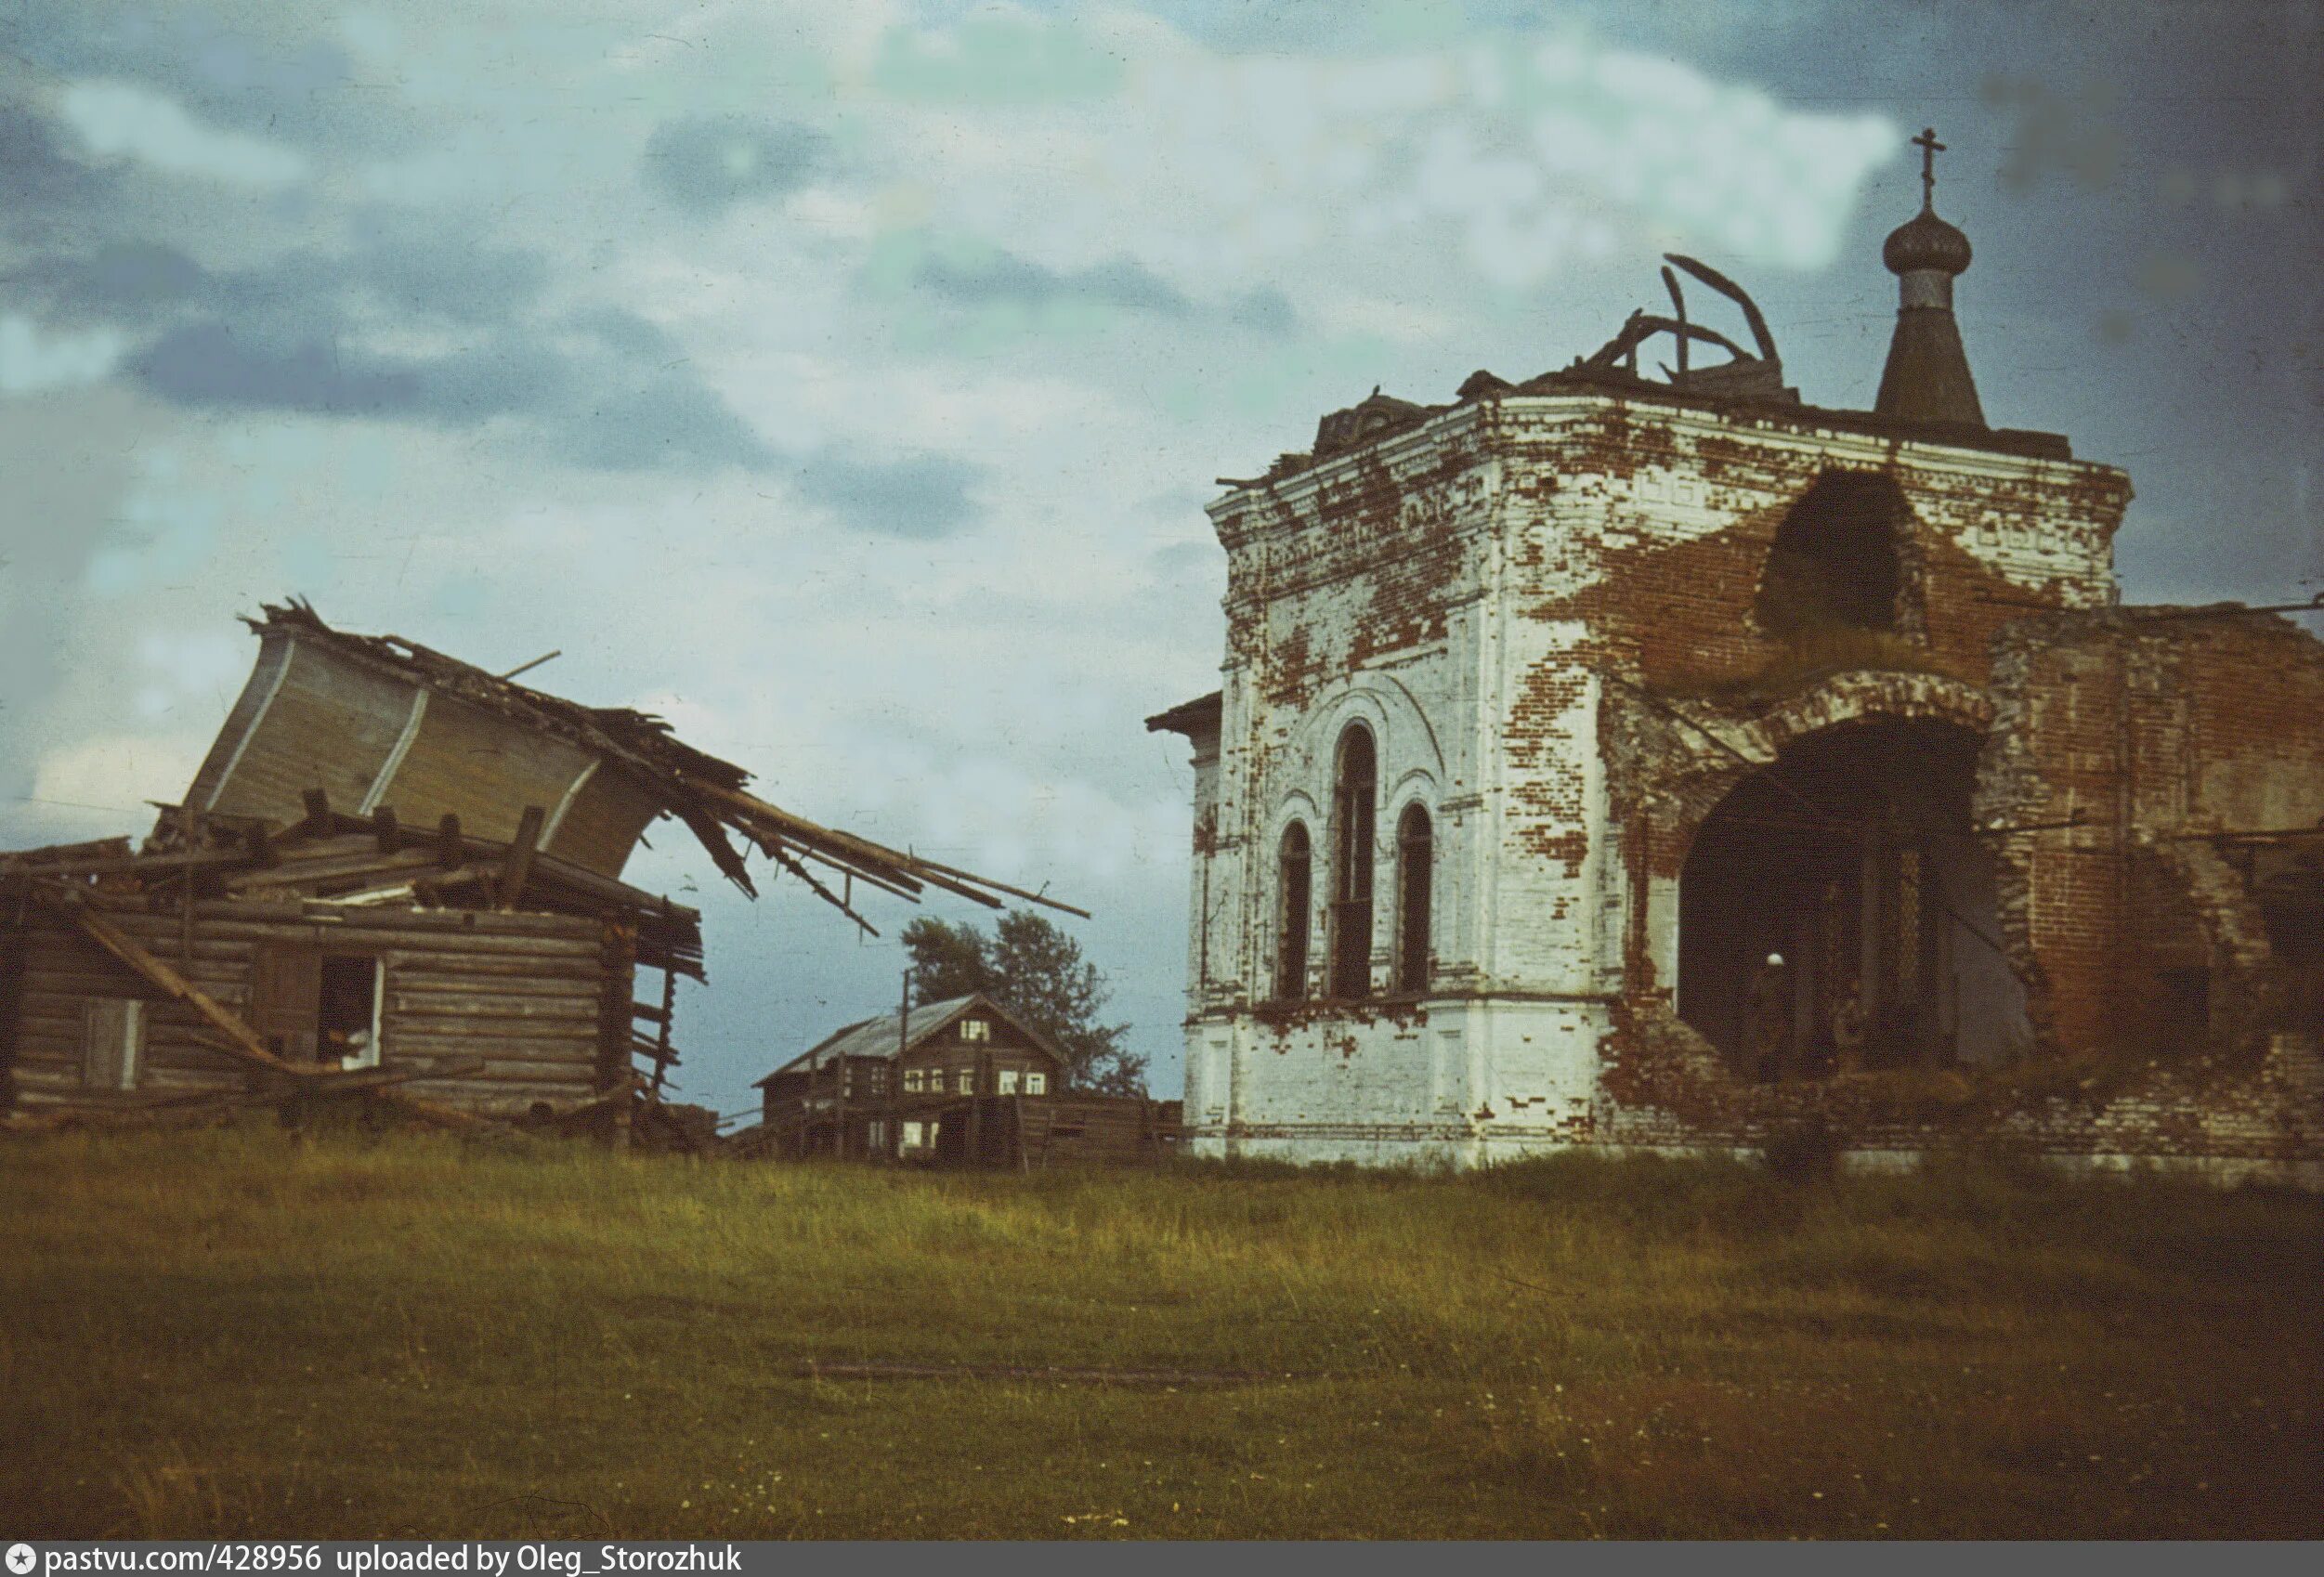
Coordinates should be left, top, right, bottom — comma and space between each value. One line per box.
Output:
2, 1127, 2317, 1539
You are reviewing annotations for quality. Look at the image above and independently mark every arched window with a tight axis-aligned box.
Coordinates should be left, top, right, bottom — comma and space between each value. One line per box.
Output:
1327, 724, 1377, 999
1395, 802, 1432, 994
1275, 822, 1312, 1000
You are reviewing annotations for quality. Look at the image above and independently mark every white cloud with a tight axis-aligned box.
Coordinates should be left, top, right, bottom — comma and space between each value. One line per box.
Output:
30, 732, 209, 818
0, 317, 124, 396
59, 80, 311, 188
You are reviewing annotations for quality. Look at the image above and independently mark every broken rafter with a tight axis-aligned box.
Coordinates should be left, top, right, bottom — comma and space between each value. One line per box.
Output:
758, 837, 882, 937
497, 804, 544, 912
691, 774, 1090, 919
239, 601, 1088, 929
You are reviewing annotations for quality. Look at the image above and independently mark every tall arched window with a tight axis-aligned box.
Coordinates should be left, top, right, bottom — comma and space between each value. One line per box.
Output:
1275, 822, 1312, 1001
1395, 802, 1432, 995
1327, 724, 1377, 999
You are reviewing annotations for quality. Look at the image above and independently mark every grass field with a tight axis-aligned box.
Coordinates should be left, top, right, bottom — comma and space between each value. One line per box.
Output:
2, 1126, 2318, 1540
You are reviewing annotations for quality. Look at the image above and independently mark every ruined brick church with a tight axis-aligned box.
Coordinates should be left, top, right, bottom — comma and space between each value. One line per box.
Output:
1149, 137, 2324, 1181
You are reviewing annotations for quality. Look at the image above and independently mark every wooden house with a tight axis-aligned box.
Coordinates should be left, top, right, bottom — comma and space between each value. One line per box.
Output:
754, 994, 1063, 1159
1, 601, 1077, 1133
751, 994, 1179, 1167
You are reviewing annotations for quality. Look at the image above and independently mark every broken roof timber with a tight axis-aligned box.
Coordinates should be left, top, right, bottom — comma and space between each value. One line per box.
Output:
187, 601, 1083, 932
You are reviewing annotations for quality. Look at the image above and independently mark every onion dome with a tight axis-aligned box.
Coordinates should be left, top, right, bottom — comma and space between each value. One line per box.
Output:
1883, 206, 1972, 277
1874, 128, 1987, 429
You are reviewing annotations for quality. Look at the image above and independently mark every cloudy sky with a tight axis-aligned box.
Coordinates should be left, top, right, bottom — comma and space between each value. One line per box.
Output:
3, 0, 2317, 1116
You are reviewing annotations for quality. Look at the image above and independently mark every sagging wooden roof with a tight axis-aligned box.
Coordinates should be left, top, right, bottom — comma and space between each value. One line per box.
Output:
175, 600, 1082, 935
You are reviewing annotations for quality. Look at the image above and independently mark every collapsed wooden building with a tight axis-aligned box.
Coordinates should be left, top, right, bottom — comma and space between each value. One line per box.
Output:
0, 601, 1077, 1136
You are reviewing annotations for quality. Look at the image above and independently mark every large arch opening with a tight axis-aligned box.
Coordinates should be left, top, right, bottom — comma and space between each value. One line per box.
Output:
1677, 717, 2027, 1079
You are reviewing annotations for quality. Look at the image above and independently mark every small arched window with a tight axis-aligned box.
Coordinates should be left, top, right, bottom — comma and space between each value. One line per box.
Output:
1327, 724, 1377, 999
1275, 822, 1312, 1001
1395, 802, 1432, 994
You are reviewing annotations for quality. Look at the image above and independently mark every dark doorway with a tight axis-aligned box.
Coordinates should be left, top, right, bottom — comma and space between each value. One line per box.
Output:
1678, 718, 2025, 1077
319, 954, 380, 1067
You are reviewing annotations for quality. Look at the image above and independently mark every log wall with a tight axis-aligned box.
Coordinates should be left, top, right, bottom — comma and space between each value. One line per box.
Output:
1, 899, 626, 1116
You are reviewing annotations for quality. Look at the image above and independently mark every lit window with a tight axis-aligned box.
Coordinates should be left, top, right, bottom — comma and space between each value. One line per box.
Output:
904, 1067, 923, 1093
998, 1068, 1020, 1094
1025, 1072, 1046, 1096
960, 1018, 990, 1042
904, 1121, 925, 1148
957, 1067, 975, 1094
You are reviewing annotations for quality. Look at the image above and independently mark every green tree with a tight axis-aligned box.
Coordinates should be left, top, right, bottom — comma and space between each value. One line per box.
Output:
899, 909, 1145, 1096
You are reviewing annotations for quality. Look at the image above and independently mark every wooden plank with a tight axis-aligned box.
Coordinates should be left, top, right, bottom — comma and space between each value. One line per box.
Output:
118, 920, 599, 954
372, 1034, 598, 1062
81, 898, 602, 939
0, 847, 249, 880
385, 994, 601, 1023
391, 971, 603, 999
222, 846, 444, 892
497, 804, 545, 911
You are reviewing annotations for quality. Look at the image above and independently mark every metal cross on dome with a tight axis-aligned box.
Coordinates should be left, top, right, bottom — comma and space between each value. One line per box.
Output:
1913, 126, 1946, 208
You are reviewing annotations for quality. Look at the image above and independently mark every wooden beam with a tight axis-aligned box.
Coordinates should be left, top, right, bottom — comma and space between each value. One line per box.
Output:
435, 814, 463, 869
301, 788, 333, 838
373, 805, 402, 854
497, 805, 545, 912
0, 847, 249, 880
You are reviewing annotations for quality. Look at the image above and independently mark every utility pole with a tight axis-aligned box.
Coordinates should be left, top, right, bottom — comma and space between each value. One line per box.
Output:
894, 966, 912, 1161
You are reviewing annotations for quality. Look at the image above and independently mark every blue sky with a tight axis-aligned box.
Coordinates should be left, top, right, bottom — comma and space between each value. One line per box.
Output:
2, 0, 2316, 1116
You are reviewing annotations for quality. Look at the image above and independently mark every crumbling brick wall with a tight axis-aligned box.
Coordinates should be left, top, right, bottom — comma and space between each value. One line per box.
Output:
1175, 379, 2317, 1179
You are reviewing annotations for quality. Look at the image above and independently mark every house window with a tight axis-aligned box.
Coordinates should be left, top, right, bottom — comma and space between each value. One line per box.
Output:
1396, 802, 1433, 994
1276, 822, 1312, 1000
998, 1068, 1020, 1094
960, 1018, 990, 1043
957, 1067, 975, 1095
81, 998, 144, 1091
1328, 723, 1377, 999
867, 1120, 887, 1151
1025, 1072, 1047, 1096
904, 1066, 923, 1093
904, 1121, 925, 1148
